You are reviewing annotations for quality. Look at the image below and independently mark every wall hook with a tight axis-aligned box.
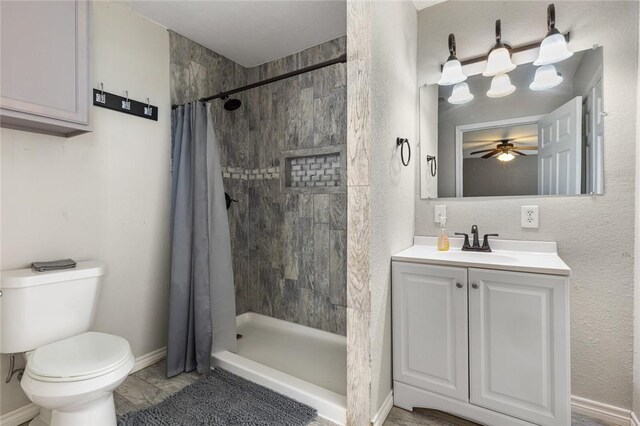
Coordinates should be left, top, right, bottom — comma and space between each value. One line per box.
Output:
122, 90, 131, 111
96, 82, 106, 104
396, 137, 411, 166
144, 98, 153, 116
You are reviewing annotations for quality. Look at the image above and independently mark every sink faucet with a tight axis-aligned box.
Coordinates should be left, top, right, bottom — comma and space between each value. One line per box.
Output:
455, 225, 499, 252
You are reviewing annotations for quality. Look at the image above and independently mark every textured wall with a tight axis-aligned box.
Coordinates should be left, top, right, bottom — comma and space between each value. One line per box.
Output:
1, 2, 171, 416
462, 156, 538, 197
417, 1, 638, 409
344, 0, 418, 423
169, 33, 347, 335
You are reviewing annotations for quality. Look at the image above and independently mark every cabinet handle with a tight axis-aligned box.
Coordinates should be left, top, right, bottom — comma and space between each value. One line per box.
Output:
456, 282, 463, 288
472, 283, 479, 289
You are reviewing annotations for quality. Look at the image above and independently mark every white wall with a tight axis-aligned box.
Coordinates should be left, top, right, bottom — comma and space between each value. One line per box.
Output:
0, 2, 171, 415
417, 1, 638, 409
633, 2, 640, 419
369, 0, 417, 418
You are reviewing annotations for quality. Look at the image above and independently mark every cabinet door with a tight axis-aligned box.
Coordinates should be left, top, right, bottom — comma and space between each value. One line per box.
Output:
468, 268, 570, 426
0, 1, 91, 135
392, 262, 468, 401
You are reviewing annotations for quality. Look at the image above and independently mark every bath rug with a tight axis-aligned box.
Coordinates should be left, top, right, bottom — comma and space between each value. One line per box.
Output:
117, 368, 317, 426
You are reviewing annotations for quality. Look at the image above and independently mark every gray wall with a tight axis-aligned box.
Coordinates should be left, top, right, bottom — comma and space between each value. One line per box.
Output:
463, 156, 538, 197
169, 33, 347, 335
1, 2, 171, 416
417, 1, 638, 409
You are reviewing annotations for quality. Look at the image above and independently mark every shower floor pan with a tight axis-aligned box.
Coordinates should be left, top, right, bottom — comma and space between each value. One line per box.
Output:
212, 312, 347, 424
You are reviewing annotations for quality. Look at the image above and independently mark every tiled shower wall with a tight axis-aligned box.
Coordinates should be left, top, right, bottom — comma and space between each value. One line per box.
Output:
169, 32, 347, 335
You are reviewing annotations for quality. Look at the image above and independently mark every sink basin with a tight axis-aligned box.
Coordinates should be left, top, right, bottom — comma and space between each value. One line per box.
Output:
431, 250, 517, 264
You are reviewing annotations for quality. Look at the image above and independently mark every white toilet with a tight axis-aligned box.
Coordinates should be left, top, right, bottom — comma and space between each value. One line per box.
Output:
0, 261, 135, 426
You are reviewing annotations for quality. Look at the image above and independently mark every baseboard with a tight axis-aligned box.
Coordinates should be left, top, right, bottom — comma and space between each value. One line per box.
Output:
132, 346, 167, 374
0, 403, 40, 426
371, 391, 394, 426
631, 412, 640, 426
0, 346, 167, 426
571, 395, 631, 426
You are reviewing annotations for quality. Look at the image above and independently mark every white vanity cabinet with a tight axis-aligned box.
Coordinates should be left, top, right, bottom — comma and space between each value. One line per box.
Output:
392, 237, 571, 426
0, 1, 92, 136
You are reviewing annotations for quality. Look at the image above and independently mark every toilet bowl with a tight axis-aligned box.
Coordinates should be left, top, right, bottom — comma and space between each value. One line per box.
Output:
21, 332, 135, 426
1, 261, 134, 426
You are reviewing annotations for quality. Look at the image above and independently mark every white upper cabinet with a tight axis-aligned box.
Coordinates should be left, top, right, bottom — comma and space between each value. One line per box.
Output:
0, 1, 91, 137
392, 262, 469, 402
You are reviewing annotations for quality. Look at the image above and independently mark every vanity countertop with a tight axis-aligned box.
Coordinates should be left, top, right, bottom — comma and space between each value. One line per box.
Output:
392, 236, 571, 277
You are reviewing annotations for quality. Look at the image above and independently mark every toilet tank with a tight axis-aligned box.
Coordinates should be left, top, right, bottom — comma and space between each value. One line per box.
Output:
0, 261, 106, 354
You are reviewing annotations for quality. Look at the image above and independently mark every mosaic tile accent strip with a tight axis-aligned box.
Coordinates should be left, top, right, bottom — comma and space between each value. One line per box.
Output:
222, 166, 280, 181
289, 154, 340, 188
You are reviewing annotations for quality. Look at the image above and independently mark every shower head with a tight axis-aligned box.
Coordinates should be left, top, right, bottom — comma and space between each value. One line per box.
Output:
222, 96, 242, 111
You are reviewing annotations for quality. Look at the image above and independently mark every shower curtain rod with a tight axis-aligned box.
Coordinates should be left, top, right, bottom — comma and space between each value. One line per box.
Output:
171, 53, 347, 109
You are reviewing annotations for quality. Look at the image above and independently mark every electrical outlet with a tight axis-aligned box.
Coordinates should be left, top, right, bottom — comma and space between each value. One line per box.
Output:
521, 205, 539, 228
434, 205, 447, 223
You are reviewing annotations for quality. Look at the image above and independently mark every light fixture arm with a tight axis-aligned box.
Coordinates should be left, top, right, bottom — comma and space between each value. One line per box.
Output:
547, 3, 556, 31
448, 33, 457, 60
545, 3, 561, 36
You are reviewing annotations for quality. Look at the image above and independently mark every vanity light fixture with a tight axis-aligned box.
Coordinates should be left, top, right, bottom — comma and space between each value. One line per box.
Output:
497, 152, 515, 162
487, 74, 516, 98
534, 4, 573, 65
483, 20, 516, 77
448, 82, 474, 104
438, 34, 467, 86
529, 64, 563, 91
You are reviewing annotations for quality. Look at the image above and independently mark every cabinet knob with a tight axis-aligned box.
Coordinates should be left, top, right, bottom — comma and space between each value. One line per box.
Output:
472, 283, 479, 289
456, 282, 463, 288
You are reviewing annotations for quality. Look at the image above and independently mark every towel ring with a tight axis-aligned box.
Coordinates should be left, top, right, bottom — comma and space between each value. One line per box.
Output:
426, 155, 437, 177
397, 138, 411, 166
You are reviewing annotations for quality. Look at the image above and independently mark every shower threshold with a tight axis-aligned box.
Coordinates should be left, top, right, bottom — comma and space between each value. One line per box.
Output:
212, 312, 347, 425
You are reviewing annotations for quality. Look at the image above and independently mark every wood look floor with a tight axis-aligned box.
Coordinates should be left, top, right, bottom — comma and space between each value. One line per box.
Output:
21, 360, 613, 426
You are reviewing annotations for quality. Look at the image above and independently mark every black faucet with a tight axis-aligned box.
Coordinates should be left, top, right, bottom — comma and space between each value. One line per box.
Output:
455, 225, 499, 252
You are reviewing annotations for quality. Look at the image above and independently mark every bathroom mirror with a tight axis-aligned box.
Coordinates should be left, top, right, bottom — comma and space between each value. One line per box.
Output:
420, 46, 603, 199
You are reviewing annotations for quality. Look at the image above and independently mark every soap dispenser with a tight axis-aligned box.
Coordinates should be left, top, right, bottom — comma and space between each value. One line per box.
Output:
437, 216, 450, 251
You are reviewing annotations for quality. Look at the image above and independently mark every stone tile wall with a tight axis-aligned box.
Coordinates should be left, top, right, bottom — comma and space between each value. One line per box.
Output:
288, 154, 341, 188
169, 32, 347, 336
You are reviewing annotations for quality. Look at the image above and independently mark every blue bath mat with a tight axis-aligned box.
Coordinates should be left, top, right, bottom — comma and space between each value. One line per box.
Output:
118, 368, 317, 426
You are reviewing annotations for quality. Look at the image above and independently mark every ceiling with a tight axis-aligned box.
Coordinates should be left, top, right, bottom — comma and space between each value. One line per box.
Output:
412, 0, 447, 11
130, 1, 347, 67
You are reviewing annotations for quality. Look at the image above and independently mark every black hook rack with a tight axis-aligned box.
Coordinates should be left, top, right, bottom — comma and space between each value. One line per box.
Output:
93, 83, 158, 121
396, 138, 411, 167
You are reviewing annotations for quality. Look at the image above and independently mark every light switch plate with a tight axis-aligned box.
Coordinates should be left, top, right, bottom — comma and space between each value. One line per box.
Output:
434, 205, 447, 223
521, 205, 539, 228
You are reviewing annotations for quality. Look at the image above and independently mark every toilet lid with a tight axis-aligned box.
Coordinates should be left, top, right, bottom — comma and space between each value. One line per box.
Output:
27, 332, 132, 382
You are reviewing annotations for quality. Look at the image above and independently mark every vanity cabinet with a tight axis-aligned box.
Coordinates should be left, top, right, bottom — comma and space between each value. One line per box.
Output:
0, 1, 92, 136
392, 262, 570, 426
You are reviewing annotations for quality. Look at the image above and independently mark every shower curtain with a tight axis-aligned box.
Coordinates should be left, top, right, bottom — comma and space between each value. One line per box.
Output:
167, 102, 236, 377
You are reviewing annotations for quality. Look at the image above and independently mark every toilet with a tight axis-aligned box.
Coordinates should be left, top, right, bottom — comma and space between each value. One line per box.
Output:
0, 261, 135, 426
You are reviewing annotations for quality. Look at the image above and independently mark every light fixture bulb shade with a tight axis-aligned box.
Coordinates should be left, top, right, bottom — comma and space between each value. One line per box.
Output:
529, 64, 564, 91
438, 59, 467, 86
483, 47, 516, 77
448, 83, 474, 105
497, 152, 515, 162
534, 33, 573, 66
487, 74, 516, 98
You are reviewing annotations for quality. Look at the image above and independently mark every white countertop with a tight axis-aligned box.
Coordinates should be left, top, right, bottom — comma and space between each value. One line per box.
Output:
392, 236, 571, 277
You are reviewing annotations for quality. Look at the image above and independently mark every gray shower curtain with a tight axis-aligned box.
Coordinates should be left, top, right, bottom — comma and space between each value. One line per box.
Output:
167, 102, 236, 377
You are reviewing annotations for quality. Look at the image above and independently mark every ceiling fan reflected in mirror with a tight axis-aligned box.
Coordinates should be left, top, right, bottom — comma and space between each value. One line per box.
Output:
469, 138, 538, 162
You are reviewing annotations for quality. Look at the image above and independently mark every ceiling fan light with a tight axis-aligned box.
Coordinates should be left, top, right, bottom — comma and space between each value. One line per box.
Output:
534, 32, 573, 66
448, 82, 474, 104
483, 47, 516, 77
438, 59, 467, 86
497, 152, 515, 162
529, 64, 563, 91
487, 74, 516, 98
